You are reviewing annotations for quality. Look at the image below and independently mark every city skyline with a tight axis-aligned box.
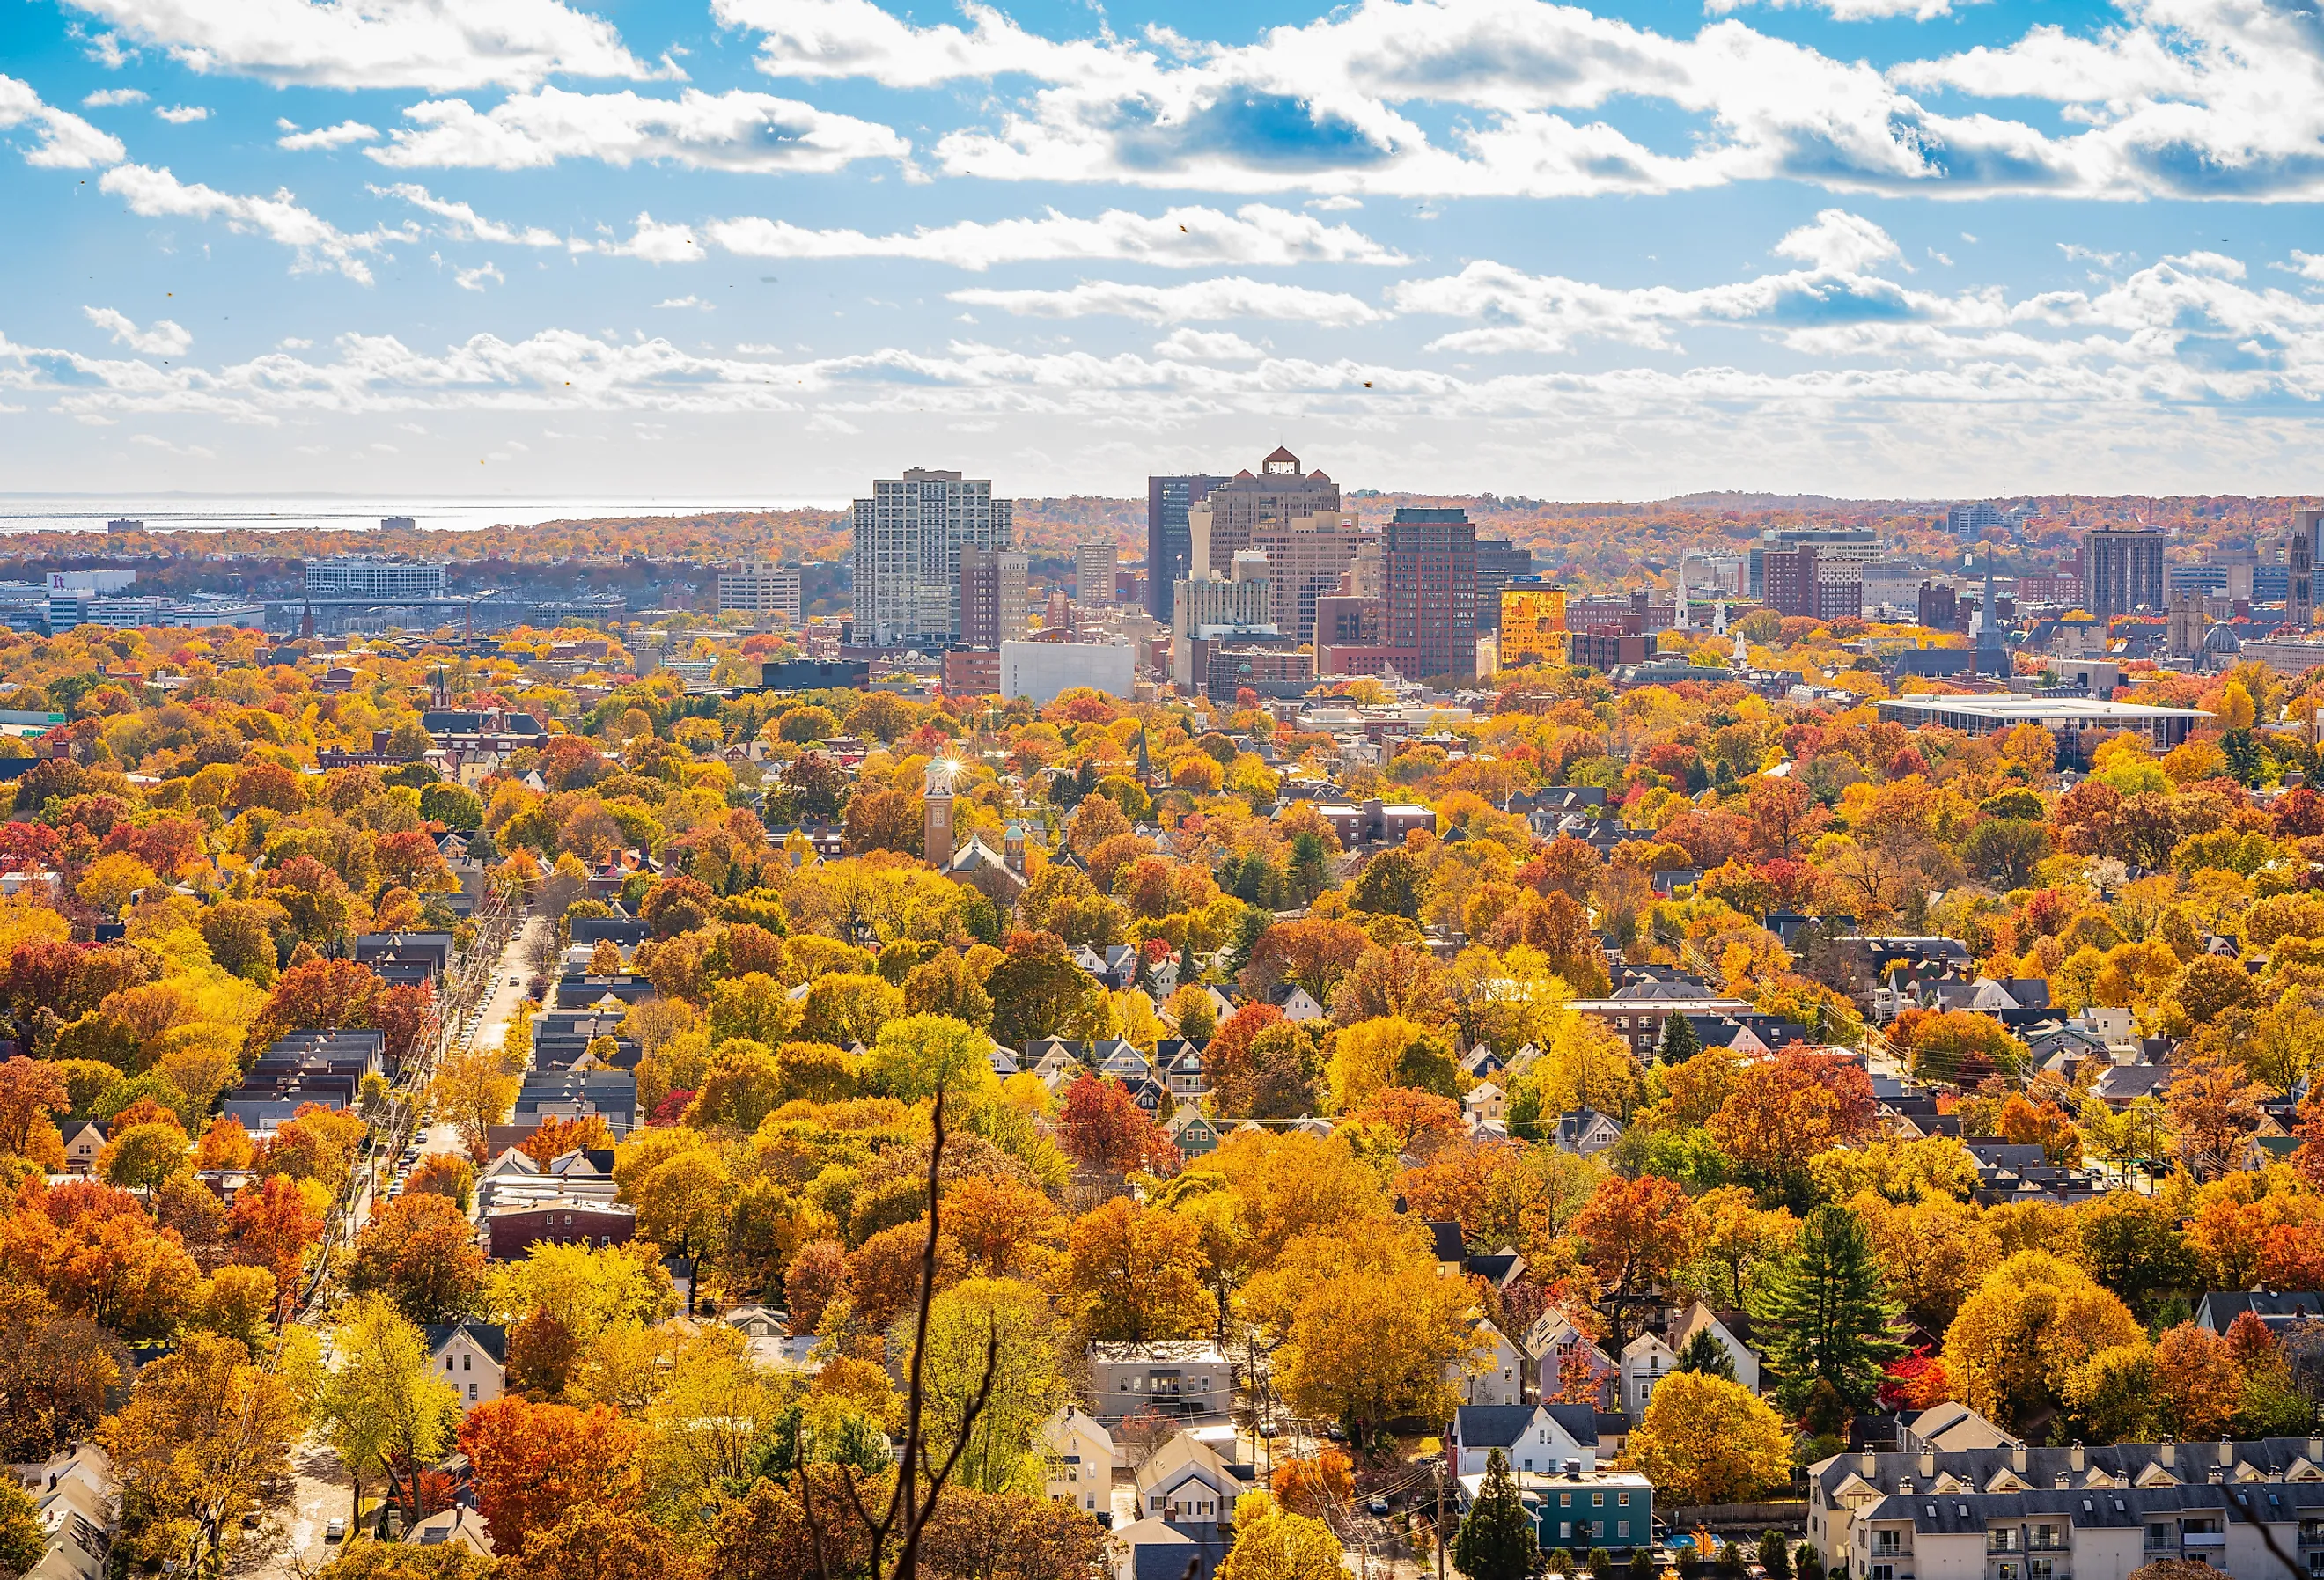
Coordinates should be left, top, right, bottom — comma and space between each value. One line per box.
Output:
4, 0, 2324, 501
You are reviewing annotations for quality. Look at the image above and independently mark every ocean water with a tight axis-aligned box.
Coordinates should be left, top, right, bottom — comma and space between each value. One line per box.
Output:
0, 494, 840, 535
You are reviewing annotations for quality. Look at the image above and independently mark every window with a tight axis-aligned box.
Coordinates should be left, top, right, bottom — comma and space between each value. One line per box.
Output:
467, 1384, 477, 1401
1620, 1523, 1631, 1540
1619, 1494, 1631, 1507
1870, 1566, 1894, 1580
1560, 1494, 1571, 1508
1592, 1493, 1605, 1508
1562, 1524, 1573, 1540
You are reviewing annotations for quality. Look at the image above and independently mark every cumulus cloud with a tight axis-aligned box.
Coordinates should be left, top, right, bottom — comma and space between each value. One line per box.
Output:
84, 306, 192, 355
59, 0, 651, 90
366, 85, 910, 174
1153, 327, 1270, 359
602, 212, 702, 263
703, 202, 1407, 271
655, 294, 713, 310
83, 87, 146, 107
1707, 0, 1967, 23
99, 163, 394, 283
370, 181, 561, 245
154, 103, 208, 122
129, 432, 213, 457
712, 0, 1142, 87
0, 74, 128, 167
453, 261, 503, 290
1775, 209, 1902, 274
950, 276, 1386, 326
700, 0, 2324, 203
278, 119, 379, 150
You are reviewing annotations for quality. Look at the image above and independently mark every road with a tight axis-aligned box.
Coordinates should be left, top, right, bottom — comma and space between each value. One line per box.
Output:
240, 915, 543, 1577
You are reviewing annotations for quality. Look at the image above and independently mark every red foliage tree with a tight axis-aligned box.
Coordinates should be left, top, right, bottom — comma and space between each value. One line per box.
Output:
457, 1396, 641, 1553
1055, 1073, 1179, 1175
227, 1175, 323, 1319
250, 958, 383, 1047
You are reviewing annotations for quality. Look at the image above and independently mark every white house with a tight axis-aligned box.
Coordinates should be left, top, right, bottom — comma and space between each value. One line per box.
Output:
1551, 1109, 1624, 1157
1134, 1431, 1241, 1527
1619, 1331, 1676, 1422
423, 1319, 506, 1411
1668, 1301, 1761, 1393
1452, 1319, 1526, 1407
1040, 1406, 1116, 1517
407, 1506, 495, 1557
1446, 1403, 1600, 1478
1279, 988, 1326, 1022
20, 1443, 114, 1580
1088, 1341, 1232, 1424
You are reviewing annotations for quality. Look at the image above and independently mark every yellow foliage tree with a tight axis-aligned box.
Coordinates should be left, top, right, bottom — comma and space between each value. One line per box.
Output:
1623, 1371, 1792, 1506
1217, 1491, 1345, 1580
1942, 1250, 2142, 1428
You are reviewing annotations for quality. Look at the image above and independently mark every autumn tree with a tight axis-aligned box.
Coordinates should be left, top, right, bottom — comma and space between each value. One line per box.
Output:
1056, 1074, 1177, 1175
457, 1396, 642, 1553
1707, 1050, 1874, 1198
306, 1294, 460, 1532
1626, 1372, 1792, 1506
101, 1332, 300, 1575
1218, 1490, 1343, 1580
345, 1193, 487, 1326
1452, 1452, 1537, 1580
1944, 1250, 2142, 1429
1060, 1197, 1217, 1342
1571, 1173, 1697, 1350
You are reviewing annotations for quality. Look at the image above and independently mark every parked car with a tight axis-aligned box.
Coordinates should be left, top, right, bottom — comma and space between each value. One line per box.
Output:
325, 1519, 346, 1543
1367, 1500, 1391, 1517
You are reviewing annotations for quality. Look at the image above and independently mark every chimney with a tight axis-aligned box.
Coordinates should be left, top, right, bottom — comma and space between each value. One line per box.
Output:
2071, 1444, 2085, 1472
2309, 1438, 2322, 1463
2011, 1445, 2028, 1473
2160, 1442, 2175, 1468
1860, 1453, 1877, 1476
1919, 1452, 1936, 1481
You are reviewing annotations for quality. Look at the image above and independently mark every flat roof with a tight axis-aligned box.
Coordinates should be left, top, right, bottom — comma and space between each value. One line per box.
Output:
1876, 695, 2209, 724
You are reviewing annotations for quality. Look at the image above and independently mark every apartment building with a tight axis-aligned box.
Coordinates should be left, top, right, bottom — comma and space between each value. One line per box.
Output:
1187, 448, 1341, 577
1812, 1437, 2324, 1580
1075, 540, 1118, 606
305, 557, 445, 599
959, 545, 1029, 647
850, 468, 1013, 646
2082, 527, 2165, 621
717, 560, 802, 621
1384, 506, 1480, 683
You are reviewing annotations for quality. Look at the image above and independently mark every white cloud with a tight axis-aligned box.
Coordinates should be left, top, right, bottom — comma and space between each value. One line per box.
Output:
278, 119, 379, 151
370, 182, 561, 246
83, 31, 135, 68
1307, 195, 1364, 210
368, 86, 909, 173
705, 202, 1407, 271
804, 411, 860, 434
714, 0, 1139, 87
1708, 0, 1966, 22
1153, 327, 1269, 360
376, 183, 567, 248
0, 74, 128, 167
99, 163, 393, 283
2061, 242, 2123, 268
950, 276, 1385, 326
695, 0, 2324, 204
84, 305, 192, 355
59, 0, 651, 90
83, 87, 146, 107
1775, 209, 1901, 274
655, 294, 713, 310
2286, 252, 2324, 282
154, 103, 208, 123
129, 432, 213, 457
604, 212, 701, 263
453, 261, 503, 290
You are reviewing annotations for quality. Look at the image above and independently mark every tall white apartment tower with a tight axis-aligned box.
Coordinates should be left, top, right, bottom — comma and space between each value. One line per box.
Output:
851, 468, 1013, 647
1075, 540, 1119, 607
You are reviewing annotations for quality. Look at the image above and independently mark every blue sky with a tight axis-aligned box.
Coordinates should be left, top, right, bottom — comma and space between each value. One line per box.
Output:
4, 0, 2324, 504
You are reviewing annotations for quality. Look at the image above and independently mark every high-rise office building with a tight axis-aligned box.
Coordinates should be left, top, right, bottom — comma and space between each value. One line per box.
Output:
2081, 526, 2165, 621
851, 469, 1012, 646
1475, 539, 1533, 631
305, 557, 445, 599
1385, 507, 1478, 683
717, 561, 803, 622
1747, 528, 1877, 600
1075, 541, 1119, 606
1248, 515, 1375, 641
1188, 449, 1341, 580
959, 546, 1029, 648
1146, 474, 1227, 622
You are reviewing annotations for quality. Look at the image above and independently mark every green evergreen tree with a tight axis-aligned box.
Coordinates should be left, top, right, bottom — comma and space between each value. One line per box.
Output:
1657, 1012, 1702, 1064
1673, 1327, 1736, 1381
1747, 1204, 1906, 1413
1759, 1531, 1793, 1579
1453, 1451, 1541, 1580
1795, 1543, 1827, 1580
1589, 1548, 1614, 1580
1626, 1550, 1656, 1580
